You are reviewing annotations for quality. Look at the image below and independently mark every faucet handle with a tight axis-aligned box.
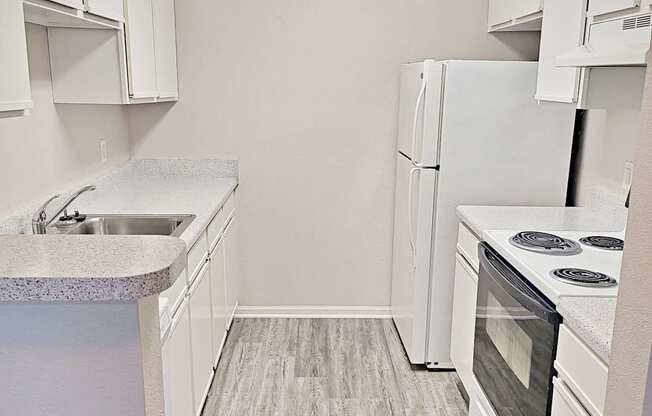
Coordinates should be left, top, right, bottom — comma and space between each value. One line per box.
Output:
33, 194, 61, 222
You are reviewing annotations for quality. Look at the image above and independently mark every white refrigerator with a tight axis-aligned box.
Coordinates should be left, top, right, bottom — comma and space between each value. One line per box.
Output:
391, 60, 576, 367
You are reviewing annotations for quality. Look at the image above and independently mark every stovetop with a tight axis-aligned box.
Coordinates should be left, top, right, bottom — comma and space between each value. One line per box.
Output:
483, 230, 623, 304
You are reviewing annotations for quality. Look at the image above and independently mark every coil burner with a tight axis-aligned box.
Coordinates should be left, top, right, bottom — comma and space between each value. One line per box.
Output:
550, 268, 617, 288
579, 236, 624, 251
509, 231, 581, 256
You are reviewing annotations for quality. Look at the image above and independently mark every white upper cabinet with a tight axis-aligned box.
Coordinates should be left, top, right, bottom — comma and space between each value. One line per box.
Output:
50, 0, 84, 9
536, 0, 588, 103
0, 0, 32, 114
152, 0, 179, 99
125, 0, 158, 99
588, 0, 641, 17
487, 0, 544, 32
47, 0, 179, 104
85, 0, 124, 21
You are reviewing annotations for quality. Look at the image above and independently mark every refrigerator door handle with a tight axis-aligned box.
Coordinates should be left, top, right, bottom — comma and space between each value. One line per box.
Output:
407, 166, 419, 270
410, 80, 427, 164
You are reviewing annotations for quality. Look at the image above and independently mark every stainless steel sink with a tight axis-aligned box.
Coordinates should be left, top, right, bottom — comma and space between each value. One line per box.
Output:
54, 214, 196, 237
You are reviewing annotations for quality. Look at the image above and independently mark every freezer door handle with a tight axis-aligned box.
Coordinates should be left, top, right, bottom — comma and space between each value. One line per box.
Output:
407, 167, 419, 270
410, 79, 426, 165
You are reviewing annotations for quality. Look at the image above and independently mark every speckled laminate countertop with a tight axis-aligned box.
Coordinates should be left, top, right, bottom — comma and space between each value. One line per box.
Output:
0, 159, 238, 302
557, 297, 616, 364
0, 235, 187, 302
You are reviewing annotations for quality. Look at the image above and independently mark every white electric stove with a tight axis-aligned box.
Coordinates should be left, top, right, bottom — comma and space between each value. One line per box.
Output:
482, 229, 624, 304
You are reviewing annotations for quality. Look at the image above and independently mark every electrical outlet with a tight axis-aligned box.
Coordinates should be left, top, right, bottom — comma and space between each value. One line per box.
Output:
623, 161, 634, 190
99, 139, 108, 163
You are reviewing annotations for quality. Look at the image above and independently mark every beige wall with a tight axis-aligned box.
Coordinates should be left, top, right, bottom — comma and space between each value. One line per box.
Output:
128, 0, 540, 307
0, 24, 130, 218
605, 51, 652, 416
574, 108, 641, 207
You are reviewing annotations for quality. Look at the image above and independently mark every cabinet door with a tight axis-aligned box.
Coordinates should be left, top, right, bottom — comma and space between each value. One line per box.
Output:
536, 0, 587, 103
588, 0, 640, 17
85, 0, 124, 21
188, 264, 213, 414
0, 0, 32, 113
210, 238, 228, 366
162, 300, 194, 416
224, 215, 239, 330
488, 0, 542, 27
124, 0, 158, 99
450, 254, 478, 396
152, 0, 179, 98
50, 0, 84, 9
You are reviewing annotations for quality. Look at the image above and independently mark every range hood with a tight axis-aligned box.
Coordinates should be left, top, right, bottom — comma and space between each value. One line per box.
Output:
557, 13, 651, 67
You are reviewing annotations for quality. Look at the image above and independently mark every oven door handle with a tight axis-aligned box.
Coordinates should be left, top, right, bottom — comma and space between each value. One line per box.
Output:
479, 243, 560, 324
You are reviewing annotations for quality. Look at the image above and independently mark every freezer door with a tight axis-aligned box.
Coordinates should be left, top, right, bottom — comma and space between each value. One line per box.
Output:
391, 153, 438, 364
397, 61, 444, 167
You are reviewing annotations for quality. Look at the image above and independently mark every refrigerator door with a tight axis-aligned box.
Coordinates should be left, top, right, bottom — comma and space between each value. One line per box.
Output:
397, 61, 444, 167
425, 60, 575, 366
391, 153, 438, 364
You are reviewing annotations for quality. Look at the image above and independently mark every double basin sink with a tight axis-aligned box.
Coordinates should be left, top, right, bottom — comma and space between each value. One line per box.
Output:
52, 215, 196, 238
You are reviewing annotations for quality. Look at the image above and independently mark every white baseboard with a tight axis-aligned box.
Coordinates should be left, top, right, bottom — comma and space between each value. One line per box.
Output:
235, 305, 392, 319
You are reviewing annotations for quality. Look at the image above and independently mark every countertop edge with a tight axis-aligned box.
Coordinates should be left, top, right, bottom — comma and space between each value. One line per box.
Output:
0, 236, 187, 303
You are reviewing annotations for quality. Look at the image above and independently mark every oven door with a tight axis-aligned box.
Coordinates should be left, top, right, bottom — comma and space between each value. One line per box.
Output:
473, 243, 560, 416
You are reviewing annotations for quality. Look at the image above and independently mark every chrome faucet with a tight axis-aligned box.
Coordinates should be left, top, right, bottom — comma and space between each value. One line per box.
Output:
32, 185, 97, 234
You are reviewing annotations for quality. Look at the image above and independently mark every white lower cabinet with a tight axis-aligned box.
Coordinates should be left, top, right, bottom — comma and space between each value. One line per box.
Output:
450, 253, 478, 397
162, 298, 194, 416
210, 237, 228, 367
224, 215, 239, 329
554, 325, 609, 416
160, 188, 239, 416
552, 378, 591, 416
188, 263, 214, 415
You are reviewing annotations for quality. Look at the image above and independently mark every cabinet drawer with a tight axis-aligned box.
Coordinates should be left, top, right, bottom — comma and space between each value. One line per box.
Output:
207, 208, 226, 251
224, 190, 237, 220
555, 325, 608, 415
457, 223, 480, 272
552, 377, 591, 416
160, 268, 187, 317
187, 233, 208, 284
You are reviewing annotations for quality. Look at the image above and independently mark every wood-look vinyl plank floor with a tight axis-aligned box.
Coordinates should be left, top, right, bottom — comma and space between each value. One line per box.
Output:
203, 318, 468, 416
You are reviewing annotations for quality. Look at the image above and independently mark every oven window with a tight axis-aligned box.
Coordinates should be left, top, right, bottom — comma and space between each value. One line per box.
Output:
486, 292, 533, 389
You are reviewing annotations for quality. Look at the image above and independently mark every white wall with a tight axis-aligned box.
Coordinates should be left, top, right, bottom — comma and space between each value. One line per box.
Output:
0, 24, 130, 218
128, 0, 540, 309
605, 48, 652, 416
